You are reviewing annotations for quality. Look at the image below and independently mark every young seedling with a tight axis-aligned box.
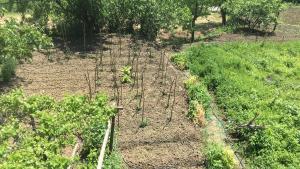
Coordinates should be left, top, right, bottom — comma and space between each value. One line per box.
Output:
121, 66, 132, 84
139, 118, 149, 128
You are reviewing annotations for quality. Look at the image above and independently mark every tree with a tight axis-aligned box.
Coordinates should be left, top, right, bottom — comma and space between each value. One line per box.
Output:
104, 0, 190, 41
213, 0, 227, 25
183, 0, 211, 42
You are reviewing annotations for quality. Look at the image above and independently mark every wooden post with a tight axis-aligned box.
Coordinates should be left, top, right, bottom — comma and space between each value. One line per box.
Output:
84, 70, 92, 101
109, 116, 115, 154
169, 76, 177, 122
166, 78, 175, 108
95, 56, 99, 91
164, 58, 169, 84
100, 49, 103, 71
135, 50, 140, 96
141, 72, 145, 122
158, 50, 163, 75
127, 42, 131, 65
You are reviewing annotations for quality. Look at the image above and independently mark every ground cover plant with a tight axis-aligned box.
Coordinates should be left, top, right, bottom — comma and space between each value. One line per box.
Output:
0, 89, 119, 168
172, 41, 300, 168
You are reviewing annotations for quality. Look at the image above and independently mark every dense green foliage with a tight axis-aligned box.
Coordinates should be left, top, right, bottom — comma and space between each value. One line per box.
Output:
0, 19, 52, 81
0, 90, 118, 168
225, 0, 285, 31
173, 41, 300, 168
1, 0, 287, 39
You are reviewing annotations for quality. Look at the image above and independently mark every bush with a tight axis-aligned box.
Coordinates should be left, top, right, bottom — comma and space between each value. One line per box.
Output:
205, 143, 236, 169
0, 19, 53, 61
225, 0, 285, 31
1, 57, 17, 82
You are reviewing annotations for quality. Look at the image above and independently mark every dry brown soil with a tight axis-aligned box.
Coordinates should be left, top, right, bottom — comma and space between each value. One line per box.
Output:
11, 35, 204, 169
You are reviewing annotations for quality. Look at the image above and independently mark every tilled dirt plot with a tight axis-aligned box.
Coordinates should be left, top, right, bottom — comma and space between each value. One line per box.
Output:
15, 35, 204, 169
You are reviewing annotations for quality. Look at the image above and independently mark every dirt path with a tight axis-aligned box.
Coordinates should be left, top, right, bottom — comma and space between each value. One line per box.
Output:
13, 35, 204, 169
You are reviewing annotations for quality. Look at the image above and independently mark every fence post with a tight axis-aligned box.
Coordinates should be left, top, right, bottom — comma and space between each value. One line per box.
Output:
109, 106, 123, 155
109, 116, 115, 154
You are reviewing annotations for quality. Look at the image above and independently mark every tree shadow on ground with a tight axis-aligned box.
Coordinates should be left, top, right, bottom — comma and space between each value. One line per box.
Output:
0, 77, 24, 93
160, 22, 222, 49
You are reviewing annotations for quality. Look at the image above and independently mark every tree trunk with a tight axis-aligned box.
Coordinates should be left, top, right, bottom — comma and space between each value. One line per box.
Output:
221, 8, 227, 25
191, 2, 199, 43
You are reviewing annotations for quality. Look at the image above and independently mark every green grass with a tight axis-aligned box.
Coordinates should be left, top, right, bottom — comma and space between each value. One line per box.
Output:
174, 41, 300, 168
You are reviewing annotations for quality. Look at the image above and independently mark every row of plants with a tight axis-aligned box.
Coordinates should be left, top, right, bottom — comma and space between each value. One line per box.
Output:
0, 18, 52, 82
0, 89, 120, 168
183, 74, 237, 169
172, 41, 300, 168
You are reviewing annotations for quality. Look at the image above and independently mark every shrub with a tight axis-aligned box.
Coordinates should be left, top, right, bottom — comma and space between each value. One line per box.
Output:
205, 143, 237, 169
225, 0, 285, 31
0, 19, 53, 62
1, 57, 17, 82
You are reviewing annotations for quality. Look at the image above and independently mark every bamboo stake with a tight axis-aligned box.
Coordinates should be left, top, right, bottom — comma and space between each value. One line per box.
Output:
169, 76, 177, 122
141, 72, 145, 122
95, 57, 99, 90
100, 49, 103, 71
166, 78, 175, 108
84, 70, 92, 101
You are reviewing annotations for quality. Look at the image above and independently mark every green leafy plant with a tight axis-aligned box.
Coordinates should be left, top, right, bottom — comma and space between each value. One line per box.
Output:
205, 143, 236, 169
121, 66, 132, 84
0, 89, 118, 168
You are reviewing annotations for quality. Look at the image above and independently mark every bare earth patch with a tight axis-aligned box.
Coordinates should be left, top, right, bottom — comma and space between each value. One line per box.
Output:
13, 35, 204, 168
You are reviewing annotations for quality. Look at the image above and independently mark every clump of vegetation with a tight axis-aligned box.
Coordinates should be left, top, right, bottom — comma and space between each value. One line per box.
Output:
121, 66, 132, 84
0, 19, 53, 82
139, 118, 149, 128
0, 89, 118, 168
205, 143, 237, 169
171, 53, 188, 70
177, 41, 300, 168
1, 57, 17, 82
184, 75, 212, 122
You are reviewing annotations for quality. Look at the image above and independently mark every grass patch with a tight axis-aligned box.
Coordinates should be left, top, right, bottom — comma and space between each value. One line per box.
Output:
175, 41, 300, 168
